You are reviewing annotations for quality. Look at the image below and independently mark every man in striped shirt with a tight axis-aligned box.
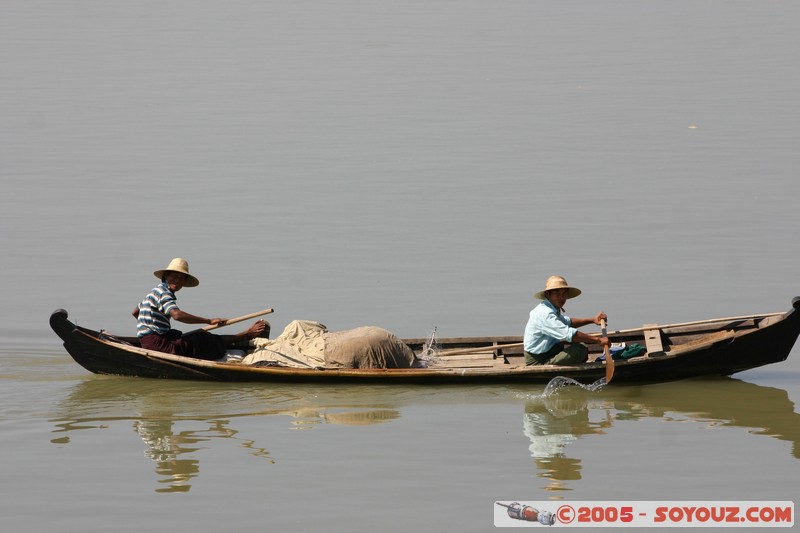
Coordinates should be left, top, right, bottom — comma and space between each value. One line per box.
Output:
132, 258, 266, 360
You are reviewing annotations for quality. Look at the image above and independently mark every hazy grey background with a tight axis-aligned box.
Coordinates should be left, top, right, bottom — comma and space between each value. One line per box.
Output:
2, 1, 798, 531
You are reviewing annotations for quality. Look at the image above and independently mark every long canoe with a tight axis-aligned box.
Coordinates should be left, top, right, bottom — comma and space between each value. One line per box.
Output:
50, 297, 800, 384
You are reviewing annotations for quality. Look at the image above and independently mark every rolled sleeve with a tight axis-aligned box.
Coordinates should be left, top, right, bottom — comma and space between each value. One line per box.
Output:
541, 313, 576, 342
161, 298, 179, 316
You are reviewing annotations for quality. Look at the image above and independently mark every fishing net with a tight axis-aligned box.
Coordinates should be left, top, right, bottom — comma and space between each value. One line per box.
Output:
414, 326, 442, 368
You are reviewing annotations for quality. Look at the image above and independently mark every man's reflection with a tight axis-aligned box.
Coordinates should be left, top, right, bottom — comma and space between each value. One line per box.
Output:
133, 418, 259, 493
523, 392, 611, 491
133, 419, 200, 493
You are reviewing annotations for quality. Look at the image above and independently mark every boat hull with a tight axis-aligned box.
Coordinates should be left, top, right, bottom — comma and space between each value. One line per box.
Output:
50, 298, 800, 385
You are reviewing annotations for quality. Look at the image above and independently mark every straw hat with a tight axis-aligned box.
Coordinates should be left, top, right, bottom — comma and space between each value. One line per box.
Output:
153, 258, 200, 287
534, 275, 581, 300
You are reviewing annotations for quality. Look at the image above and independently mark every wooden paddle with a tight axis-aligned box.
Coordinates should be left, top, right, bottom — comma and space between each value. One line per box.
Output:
601, 318, 614, 384
200, 308, 274, 332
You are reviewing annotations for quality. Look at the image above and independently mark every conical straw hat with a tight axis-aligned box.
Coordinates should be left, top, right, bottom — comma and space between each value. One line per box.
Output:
534, 275, 581, 300
153, 258, 200, 287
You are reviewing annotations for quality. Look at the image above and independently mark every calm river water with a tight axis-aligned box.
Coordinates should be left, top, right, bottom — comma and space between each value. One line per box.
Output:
2, 1, 798, 531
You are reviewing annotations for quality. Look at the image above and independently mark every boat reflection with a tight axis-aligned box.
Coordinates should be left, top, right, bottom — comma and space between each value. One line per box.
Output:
50, 379, 401, 493
50, 376, 800, 494
521, 377, 800, 492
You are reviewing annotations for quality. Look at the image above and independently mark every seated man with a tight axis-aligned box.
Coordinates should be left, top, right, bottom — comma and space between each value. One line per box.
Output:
523, 275, 609, 366
133, 258, 266, 360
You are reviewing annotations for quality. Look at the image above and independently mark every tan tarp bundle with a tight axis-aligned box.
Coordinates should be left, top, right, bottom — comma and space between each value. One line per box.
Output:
241, 320, 327, 368
324, 326, 417, 369
241, 320, 417, 369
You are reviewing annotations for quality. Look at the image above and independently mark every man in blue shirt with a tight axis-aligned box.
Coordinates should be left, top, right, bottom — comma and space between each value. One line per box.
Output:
523, 275, 609, 366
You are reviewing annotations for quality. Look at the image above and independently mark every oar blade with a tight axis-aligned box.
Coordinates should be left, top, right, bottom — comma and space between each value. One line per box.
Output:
601, 319, 615, 384
605, 352, 615, 384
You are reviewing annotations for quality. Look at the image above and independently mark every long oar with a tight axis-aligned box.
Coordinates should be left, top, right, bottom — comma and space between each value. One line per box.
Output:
589, 312, 782, 337
200, 308, 274, 332
433, 342, 524, 358
601, 318, 614, 384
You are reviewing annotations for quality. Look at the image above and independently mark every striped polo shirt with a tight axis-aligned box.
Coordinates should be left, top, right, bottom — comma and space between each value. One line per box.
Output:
136, 282, 180, 337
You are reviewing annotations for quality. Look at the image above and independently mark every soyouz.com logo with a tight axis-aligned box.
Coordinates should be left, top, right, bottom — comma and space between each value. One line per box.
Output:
494, 501, 794, 527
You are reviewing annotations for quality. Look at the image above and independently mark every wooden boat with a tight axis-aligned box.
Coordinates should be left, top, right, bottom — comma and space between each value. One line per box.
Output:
50, 297, 800, 385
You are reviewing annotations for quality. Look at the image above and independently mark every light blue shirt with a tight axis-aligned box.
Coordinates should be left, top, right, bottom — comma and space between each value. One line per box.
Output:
523, 299, 577, 354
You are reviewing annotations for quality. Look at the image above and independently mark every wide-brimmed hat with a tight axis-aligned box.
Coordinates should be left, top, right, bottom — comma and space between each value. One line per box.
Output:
534, 275, 581, 300
153, 258, 200, 287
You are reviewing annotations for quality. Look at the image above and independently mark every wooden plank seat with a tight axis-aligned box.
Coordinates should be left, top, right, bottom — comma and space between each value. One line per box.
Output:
643, 324, 666, 357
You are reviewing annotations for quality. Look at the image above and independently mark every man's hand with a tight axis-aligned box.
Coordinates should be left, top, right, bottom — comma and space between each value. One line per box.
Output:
593, 311, 608, 326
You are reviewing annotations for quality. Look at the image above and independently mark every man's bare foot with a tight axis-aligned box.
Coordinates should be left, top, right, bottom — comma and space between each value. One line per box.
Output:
243, 320, 268, 339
